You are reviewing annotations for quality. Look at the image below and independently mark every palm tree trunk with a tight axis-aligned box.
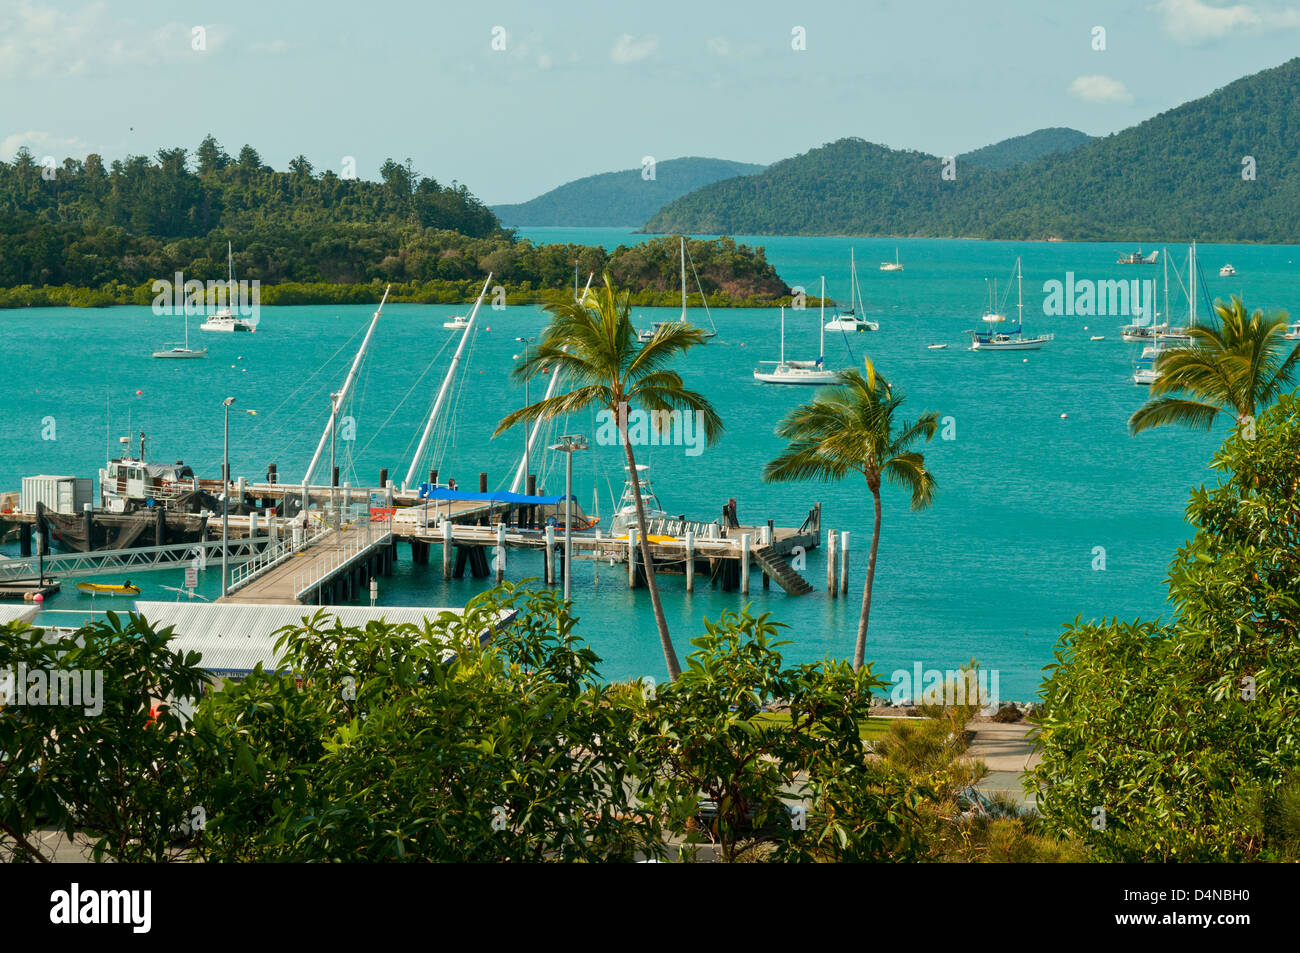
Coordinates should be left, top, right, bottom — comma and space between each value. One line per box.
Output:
621, 423, 681, 680
853, 485, 883, 671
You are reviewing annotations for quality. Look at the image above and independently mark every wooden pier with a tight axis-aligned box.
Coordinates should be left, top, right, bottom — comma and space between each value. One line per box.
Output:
218, 517, 394, 605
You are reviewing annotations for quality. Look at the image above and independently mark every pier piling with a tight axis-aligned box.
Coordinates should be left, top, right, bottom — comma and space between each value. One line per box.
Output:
840, 532, 850, 595
628, 529, 638, 588
544, 524, 556, 584
495, 523, 505, 582
685, 531, 695, 592
827, 529, 838, 597
442, 519, 453, 579
740, 534, 751, 595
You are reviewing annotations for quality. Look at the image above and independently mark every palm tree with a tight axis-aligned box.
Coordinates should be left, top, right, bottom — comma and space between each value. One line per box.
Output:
1130, 296, 1299, 435
493, 274, 722, 680
763, 362, 937, 671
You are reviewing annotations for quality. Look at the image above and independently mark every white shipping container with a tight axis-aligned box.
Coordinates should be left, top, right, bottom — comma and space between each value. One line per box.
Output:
21, 475, 94, 515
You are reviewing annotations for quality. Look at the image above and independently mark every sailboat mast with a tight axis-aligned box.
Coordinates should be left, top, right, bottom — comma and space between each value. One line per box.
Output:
818, 278, 825, 359
509, 272, 595, 493
780, 306, 786, 366
1163, 249, 1168, 328
1189, 241, 1197, 326
1017, 257, 1023, 326
403, 275, 493, 488
302, 284, 391, 484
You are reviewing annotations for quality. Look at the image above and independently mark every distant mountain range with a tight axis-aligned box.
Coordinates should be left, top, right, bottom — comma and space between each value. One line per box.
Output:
492, 157, 765, 228
644, 57, 1300, 242
958, 127, 1092, 170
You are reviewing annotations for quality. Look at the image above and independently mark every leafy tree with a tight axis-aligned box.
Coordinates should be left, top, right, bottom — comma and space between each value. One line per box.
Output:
494, 275, 723, 680
0, 612, 209, 863
1033, 394, 1300, 860
763, 362, 938, 670
1130, 296, 1299, 435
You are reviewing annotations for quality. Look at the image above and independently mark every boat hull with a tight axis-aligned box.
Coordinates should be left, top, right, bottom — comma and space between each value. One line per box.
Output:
753, 369, 838, 385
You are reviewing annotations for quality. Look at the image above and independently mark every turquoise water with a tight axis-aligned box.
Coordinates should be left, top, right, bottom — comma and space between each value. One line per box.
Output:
5, 230, 1292, 697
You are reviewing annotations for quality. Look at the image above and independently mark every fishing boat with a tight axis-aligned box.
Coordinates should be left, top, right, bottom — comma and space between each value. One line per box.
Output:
1219, 263, 1236, 277
824, 249, 878, 332
927, 343, 947, 350
443, 314, 470, 330
880, 248, 904, 272
1090, 335, 1105, 341
638, 236, 718, 343
1117, 249, 1158, 265
608, 464, 670, 536
77, 581, 142, 597
755, 283, 840, 385
152, 300, 207, 359
200, 242, 257, 332
967, 258, 1053, 351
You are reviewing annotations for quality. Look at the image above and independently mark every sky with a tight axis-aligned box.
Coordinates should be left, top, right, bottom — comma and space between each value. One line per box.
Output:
2, 0, 1299, 204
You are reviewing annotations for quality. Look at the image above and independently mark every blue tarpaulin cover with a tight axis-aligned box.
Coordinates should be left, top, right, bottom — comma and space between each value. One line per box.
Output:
416, 484, 568, 504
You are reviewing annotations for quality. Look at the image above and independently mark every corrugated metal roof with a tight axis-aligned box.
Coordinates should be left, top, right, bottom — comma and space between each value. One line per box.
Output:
0, 605, 40, 627
133, 602, 512, 677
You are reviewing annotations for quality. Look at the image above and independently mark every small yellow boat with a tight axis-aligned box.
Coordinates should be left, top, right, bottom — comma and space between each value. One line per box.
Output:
77, 581, 142, 597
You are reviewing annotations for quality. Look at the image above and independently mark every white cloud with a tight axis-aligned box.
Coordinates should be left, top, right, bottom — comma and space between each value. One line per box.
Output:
610, 33, 657, 64
252, 39, 288, 54
706, 36, 730, 56
1, 130, 90, 162
1153, 0, 1300, 44
0, 2, 227, 78
1068, 74, 1135, 104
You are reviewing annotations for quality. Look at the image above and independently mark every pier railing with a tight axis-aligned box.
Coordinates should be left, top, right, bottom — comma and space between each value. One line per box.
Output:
291, 515, 393, 602
227, 518, 333, 592
0, 536, 273, 583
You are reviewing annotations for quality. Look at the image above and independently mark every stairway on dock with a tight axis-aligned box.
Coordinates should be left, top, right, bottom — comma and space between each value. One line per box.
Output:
752, 546, 814, 596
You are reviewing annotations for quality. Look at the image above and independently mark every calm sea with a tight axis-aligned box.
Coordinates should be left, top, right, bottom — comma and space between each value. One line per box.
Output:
5, 229, 1293, 698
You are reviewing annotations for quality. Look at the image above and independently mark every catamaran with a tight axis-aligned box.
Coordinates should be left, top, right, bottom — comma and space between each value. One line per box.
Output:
200, 242, 257, 332
152, 300, 207, 359
637, 236, 719, 343
880, 248, 903, 271
967, 258, 1053, 351
755, 281, 840, 385
824, 249, 878, 332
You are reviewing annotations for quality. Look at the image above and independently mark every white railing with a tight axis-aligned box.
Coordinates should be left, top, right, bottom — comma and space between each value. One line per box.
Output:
291, 515, 392, 601
227, 519, 332, 591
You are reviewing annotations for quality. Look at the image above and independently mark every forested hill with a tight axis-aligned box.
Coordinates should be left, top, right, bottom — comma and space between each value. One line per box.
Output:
959, 128, 1092, 170
0, 138, 789, 305
492, 157, 765, 227
645, 57, 1300, 242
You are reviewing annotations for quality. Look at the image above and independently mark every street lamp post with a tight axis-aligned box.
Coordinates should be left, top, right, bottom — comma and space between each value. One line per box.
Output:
548, 434, 588, 602
220, 397, 257, 599
329, 391, 339, 529
221, 397, 235, 597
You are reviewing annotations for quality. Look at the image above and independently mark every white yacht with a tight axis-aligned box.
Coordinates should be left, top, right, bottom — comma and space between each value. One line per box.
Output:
825, 249, 878, 332
1132, 343, 1167, 386
880, 248, 903, 272
609, 464, 669, 536
1219, 264, 1236, 277
1285, 321, 1300, 340
754, 287, 839, 385
200, 242, 257, 332
443, 314, 470, 330
638, 237, 719, 343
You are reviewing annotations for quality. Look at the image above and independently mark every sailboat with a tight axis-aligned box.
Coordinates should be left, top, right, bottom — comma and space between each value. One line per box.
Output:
1120, 250, 1168, 342
967, 258, 1053, 351
200, 242, 256, 332
638, 236, 718, 343
152, 299, 207, 359
754, 281, 839, 385
880, 248, 903, 271
1158, 242, 1200, 345
824, 249, 878, 332
1132, 342, 1167, 385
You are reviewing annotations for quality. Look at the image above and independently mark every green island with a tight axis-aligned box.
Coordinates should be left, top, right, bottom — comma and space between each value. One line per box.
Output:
0, 137, 790, 309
